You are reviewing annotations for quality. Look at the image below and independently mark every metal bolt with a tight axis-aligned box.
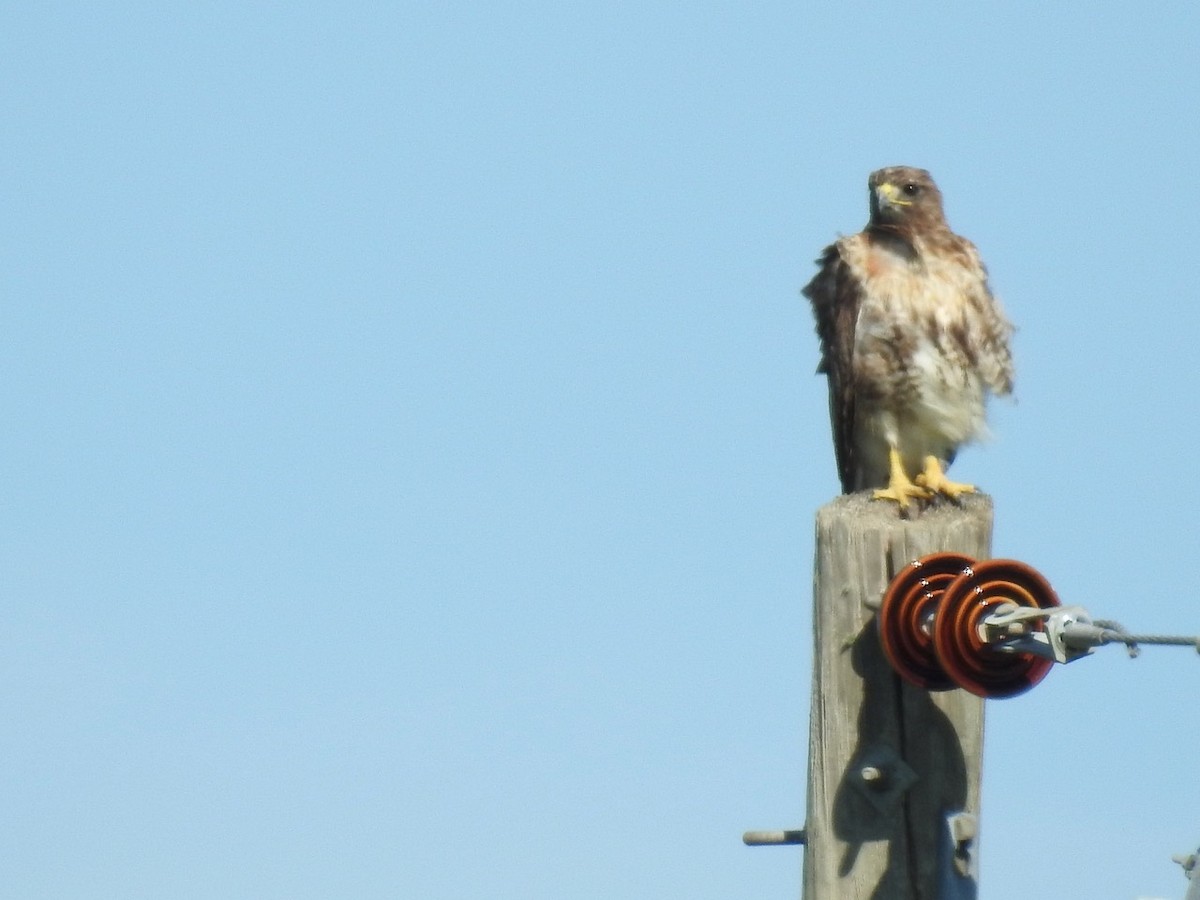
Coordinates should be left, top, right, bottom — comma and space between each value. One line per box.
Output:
860, 766, 888, 789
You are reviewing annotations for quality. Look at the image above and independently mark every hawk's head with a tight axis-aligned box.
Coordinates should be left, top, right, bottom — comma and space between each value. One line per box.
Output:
867, 166, 947, 234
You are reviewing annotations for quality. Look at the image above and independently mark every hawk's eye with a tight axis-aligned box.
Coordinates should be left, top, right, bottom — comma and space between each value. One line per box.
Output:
903, 182, 920, 196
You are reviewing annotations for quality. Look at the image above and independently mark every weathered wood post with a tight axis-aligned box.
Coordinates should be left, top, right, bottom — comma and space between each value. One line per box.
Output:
803, 492, 992, 900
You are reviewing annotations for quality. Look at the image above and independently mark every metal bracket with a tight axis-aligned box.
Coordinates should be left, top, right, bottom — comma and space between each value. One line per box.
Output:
980, 604, 1097, 664
947, 812, 977, 876
1176, 847, 1200, 900
939, 811, 979, 898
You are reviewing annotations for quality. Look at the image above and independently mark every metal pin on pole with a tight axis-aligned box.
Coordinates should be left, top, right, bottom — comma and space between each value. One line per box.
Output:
742, 829, 807, 846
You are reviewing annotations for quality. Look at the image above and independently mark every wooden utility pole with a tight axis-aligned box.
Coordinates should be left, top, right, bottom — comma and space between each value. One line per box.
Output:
803, 492, 992, 900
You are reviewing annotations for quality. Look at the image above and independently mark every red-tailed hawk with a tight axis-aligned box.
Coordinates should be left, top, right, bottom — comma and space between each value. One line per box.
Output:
802, 166, 1013, 509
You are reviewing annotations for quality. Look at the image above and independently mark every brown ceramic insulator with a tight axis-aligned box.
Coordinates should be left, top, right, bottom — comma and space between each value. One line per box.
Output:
877, 553, 976, 691
932, 559, 1061, 699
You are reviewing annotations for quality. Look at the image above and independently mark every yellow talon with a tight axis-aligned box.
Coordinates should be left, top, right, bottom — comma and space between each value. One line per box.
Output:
914, 455, 976, 499
873, 447, 932, 509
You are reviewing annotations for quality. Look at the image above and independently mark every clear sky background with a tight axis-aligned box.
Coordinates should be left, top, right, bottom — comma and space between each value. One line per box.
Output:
3, 3, 1198, 898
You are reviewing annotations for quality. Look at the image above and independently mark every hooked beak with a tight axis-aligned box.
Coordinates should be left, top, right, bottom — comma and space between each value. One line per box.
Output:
874, 181, 911, 209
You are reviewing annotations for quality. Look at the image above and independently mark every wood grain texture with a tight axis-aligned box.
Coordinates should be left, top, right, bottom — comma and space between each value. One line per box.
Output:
803, 493, 992, 900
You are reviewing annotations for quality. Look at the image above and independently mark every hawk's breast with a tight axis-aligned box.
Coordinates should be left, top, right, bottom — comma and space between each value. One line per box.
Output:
850, 241, 989, 450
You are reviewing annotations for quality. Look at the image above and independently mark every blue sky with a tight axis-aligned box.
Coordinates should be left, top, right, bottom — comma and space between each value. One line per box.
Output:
3, 3, 1199, 898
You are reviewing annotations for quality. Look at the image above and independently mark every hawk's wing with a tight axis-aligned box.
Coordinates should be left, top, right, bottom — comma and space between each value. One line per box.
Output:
802, 240, 862, 493
955, 239, 1015, 398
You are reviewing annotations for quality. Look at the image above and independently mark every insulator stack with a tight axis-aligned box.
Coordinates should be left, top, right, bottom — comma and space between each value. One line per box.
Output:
878, 555, 1062, 698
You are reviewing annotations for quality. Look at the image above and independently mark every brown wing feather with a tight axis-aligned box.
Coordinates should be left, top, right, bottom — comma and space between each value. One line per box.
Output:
802, 242, 861, 493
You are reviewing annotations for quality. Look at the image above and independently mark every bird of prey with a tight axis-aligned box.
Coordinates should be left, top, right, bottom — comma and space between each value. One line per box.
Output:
802, 166, 1013, 509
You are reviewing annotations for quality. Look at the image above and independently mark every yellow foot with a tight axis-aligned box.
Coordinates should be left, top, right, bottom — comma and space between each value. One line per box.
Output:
873, 477, 931, 509
914, 456, 976, 500
872, 447, 931, 510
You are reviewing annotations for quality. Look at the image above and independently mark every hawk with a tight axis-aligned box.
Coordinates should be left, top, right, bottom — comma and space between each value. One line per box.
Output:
802, 166, 1013, 509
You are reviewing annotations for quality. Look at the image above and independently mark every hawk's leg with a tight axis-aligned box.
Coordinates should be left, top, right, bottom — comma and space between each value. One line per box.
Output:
915, 455, 976, 499
873, 447, 932, 508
